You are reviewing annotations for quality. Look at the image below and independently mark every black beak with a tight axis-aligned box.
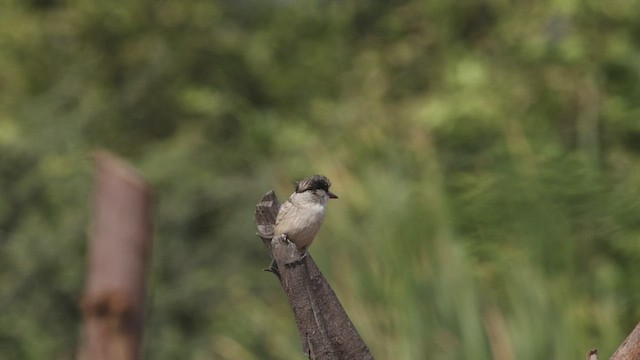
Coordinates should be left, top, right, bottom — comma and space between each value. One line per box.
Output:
328, 191, 338, 199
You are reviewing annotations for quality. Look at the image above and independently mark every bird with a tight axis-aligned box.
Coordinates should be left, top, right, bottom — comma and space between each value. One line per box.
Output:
273, 175, 338, 260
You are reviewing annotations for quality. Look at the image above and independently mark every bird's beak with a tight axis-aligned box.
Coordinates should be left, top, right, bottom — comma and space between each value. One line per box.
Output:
328, 191, 338, 199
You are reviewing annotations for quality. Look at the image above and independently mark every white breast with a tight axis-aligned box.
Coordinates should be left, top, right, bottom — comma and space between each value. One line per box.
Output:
274, 197, 326, 250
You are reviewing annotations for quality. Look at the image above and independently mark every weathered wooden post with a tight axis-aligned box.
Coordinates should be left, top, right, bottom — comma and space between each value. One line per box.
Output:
609, 322, 640, 360
78, 152, 153, 360
255, 190, 374, 360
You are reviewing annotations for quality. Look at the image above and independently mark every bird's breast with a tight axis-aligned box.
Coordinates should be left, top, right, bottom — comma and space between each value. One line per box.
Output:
274, 202, 326, 250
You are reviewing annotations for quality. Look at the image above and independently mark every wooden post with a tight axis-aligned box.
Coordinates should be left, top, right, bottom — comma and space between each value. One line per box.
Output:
610, 322, 640, 360
255, 191, 374, 360
78, 152, 153, 360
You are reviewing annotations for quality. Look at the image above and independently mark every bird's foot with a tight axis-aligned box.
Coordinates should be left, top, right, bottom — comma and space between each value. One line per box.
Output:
284, 250, 307, 268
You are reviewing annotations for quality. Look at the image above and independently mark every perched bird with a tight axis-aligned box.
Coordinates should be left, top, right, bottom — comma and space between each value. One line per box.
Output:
274, 175, 338, 257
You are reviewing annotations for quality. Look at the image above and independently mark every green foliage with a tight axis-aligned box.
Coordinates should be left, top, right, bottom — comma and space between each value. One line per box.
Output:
1, 0, 640, 359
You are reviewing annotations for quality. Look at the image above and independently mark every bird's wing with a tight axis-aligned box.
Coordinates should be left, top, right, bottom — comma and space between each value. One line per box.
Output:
274, 198, 295, 228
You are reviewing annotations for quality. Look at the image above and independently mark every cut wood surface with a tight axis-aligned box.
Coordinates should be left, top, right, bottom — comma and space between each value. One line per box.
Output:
79, 152, 153, 360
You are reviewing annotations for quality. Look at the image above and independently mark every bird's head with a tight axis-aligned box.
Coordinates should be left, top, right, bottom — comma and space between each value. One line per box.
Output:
295, 175, 338, 201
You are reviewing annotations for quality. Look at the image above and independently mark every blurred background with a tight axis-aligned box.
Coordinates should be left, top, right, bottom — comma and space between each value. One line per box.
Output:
1, 0, 640, 359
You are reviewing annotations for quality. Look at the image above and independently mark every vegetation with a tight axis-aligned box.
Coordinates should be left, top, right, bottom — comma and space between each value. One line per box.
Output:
1, 0, 640, 359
